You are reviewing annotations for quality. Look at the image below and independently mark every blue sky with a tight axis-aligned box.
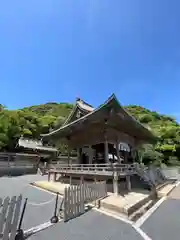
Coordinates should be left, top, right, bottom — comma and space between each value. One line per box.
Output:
0, 1, 180, 120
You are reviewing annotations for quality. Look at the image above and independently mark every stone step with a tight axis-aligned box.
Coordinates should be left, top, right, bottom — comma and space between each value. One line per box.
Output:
99, 193, 158, 222
125, 195, 152, 216
156, 181, 169, 191
100, 190, 157, 217
129, 199, 156, 222
157, 182, 177, 197
99, 206, 129, 220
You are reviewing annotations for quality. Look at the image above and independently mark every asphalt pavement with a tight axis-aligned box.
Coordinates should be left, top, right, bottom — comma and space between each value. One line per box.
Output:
30, 210, 144, 240
0, 174, 145, 240
0, 175, 58, 230
2, 174, 180, 240
141, 184, 180, 240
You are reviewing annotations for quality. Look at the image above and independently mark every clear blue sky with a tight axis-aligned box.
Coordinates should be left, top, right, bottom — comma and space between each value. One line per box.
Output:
0, 1, 180, 119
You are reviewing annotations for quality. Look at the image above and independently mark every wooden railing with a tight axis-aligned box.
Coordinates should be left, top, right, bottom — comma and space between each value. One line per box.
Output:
49, 163, 137, 174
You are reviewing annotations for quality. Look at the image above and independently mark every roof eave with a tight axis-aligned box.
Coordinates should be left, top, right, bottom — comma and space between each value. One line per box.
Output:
41, 94, 115, 139
111, 94, 156, 141
42, 93, 156, 142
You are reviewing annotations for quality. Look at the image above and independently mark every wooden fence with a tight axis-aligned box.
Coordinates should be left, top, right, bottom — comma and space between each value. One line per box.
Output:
63, 181, 107, 222
0, 195, 22, 240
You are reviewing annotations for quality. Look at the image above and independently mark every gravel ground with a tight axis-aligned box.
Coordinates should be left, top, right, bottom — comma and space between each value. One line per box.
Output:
0, 174, 145, 240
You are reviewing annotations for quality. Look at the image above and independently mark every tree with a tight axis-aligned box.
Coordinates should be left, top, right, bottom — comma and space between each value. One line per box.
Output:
138, 144, 164, 166
0, 99, 179, 166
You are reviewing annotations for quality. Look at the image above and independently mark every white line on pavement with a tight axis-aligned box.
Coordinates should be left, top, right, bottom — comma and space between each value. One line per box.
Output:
94, 208, 152, 240
132, 225, 152, 240
135, 196, 166, 228
30, 182, 155, 239
24, 220, 63, 238
175, 181, 180, 187
93, 207, 133, 225
135, 180, 180, 228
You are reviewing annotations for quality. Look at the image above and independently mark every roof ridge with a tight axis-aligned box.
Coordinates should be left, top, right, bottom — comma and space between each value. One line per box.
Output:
76, 97, 94, 109
76, 98, 94, 112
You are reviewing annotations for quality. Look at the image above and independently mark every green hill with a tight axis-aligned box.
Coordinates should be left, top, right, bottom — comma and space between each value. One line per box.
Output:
0, 102, 179, 166
125, 105, 180, 166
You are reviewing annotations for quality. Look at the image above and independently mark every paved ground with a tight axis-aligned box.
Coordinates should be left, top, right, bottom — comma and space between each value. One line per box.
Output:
0, 175, 59, 230
0, 174, 146, 240
31, 211, 144, 240
141, 184, 180, 240
3, 174, 180, 240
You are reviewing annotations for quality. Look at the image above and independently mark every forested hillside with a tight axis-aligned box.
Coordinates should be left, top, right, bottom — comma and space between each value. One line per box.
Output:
0, 102, 179, 166
0, 103, 73, 151
126, 105, 180, 166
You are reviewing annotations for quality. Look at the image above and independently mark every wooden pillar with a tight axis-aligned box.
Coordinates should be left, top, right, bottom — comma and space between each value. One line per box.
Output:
53, 172, 57, 182
94, 177, 97, 183
115, 140, 120, 162
104, 138, 109, 164
131, 147, 136, 163
77, 147, 81, 164
126, 175, 131, 191
88, 146, 93, 164
69, 175, 72, 185
80, 175, 84, 185
113, 175, 119, 196
48, 172, 50, 182
113, 163, 119, 195
79, 148, 82, 164
8, 155, 10, 167
124, 152, 128, 164
67, 147, 71, 165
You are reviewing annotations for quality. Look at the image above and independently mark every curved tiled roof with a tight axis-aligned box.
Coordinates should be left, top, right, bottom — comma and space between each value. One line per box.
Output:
76, 98, 94, 112
62, 98, 94, 126
42, 94, 156, 143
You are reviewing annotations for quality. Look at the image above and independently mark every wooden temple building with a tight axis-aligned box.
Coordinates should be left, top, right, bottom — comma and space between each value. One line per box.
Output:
42, 94, 157, 194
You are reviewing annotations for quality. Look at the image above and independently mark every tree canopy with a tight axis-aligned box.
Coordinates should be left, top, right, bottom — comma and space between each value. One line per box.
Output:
0, 102, 73, 152
0, 102, 179, 166
126, 105, 180, 166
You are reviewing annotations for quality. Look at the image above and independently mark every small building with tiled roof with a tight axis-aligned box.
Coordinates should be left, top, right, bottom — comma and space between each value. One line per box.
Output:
16, 137, 58, 161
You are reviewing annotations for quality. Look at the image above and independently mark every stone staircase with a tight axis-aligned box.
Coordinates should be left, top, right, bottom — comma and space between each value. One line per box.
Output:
100, 165, 171, 222
129, 198, 156, 222
125, 166, 174, 221
100, 189, 158, 222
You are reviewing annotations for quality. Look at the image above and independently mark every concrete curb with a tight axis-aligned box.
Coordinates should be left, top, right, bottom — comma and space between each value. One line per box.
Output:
135, 181, 180, 227
157, 183, 177, 197
134, 196, 166, 228
30, 182, 64, 196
